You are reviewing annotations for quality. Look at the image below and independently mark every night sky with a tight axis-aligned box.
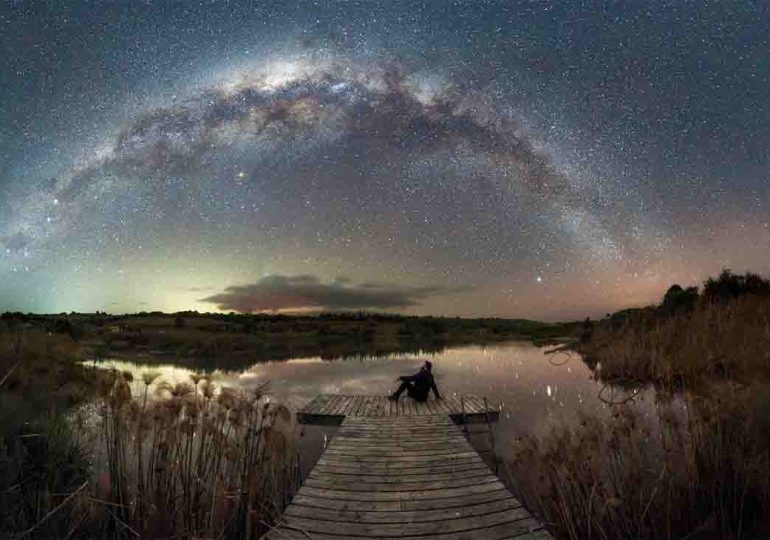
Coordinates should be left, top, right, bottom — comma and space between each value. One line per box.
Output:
1, 1, 769, 319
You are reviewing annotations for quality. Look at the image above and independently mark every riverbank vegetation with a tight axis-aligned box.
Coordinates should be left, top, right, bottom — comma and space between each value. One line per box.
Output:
579, 270, 770, 387
0, 323, 299, 538
2, 310, 580, 369
90, 370, 299, 539
508, 270, 770, 539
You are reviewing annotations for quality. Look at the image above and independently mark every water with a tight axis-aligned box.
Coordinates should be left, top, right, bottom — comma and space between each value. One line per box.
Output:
93, 342, 618, 472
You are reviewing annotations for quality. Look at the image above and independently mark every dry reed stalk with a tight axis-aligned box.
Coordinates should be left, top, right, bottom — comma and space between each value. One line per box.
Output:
93, 371, 299, 539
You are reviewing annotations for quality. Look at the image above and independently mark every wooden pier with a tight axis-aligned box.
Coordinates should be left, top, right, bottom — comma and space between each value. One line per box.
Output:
264, 395, 551, 539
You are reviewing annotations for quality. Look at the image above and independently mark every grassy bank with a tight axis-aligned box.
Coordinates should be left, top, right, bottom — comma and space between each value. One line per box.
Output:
507, 271, 770, 539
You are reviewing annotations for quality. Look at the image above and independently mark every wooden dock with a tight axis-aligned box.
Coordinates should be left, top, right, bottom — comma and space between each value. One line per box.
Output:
264, 396, 550, 539
297, 394, 499, 425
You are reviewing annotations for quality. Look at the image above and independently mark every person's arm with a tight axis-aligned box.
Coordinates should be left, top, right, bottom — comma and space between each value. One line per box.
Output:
431, 379, 441, 400
398, 372, 418, 382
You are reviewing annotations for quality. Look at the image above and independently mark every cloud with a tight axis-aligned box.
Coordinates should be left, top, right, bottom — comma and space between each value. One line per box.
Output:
199, 274, 448, 312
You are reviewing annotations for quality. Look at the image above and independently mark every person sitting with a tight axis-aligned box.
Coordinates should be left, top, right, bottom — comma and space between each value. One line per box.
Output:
388, 360, 442, 402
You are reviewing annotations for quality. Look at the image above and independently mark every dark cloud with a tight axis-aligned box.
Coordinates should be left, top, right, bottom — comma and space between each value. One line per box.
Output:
200, 274, 449, 312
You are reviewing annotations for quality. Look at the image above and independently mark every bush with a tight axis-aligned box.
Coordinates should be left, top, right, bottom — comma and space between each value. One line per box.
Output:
0, 414, 91, 537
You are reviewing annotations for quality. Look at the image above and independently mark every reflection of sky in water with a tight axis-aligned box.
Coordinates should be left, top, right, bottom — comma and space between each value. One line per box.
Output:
90, 342, 633, 467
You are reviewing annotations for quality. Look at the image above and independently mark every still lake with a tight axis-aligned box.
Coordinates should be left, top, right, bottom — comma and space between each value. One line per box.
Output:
93, 342, 624, 474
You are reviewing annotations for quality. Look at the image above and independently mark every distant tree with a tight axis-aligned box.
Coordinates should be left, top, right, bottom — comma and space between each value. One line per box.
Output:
174, 316, 185, 328
661, 284, 699, 314
663, 284, 683, 300
704, 269, 770, 301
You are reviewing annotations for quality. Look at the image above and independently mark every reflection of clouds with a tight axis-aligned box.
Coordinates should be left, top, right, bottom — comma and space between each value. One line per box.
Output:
91, 343, 611, 450
85, 359, 248, 398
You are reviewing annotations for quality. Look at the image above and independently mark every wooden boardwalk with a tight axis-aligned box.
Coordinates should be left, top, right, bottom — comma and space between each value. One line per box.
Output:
265, 396, 550, 539
297, 394, 499, 425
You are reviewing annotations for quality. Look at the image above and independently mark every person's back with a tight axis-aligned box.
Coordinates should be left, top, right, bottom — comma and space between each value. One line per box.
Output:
410, 368, 435, 401
389, 361, 441, 402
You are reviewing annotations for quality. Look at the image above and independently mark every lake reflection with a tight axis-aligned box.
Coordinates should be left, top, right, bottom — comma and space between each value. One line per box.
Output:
92, 342, 614, 469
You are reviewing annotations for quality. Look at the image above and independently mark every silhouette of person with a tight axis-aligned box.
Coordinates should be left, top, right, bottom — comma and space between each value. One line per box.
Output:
388, 360, 442, 402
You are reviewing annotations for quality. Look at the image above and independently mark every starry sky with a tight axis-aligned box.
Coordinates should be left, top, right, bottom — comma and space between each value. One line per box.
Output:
1, 1, 769, 320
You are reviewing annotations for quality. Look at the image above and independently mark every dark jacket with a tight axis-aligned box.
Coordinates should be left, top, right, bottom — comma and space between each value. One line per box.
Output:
401, 368, 441, 401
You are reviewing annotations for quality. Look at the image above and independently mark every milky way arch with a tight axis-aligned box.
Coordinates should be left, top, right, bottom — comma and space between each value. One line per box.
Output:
4, 55, 610, 269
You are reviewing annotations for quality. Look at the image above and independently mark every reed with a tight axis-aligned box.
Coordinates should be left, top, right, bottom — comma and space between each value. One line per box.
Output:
92, 369, 300, 539
508, 383, 770, 539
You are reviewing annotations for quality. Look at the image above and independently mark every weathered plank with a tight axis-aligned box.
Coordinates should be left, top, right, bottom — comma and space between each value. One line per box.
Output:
308, 466, 492, 484
297, 395, 347, 425
284, 496, 522, 523
324, 394, 342, 414
287, 487, 514, 512
313, 460, 488, 477
281, 506, 534, 536
303, 475, 500, 493
327, 437, 471, 448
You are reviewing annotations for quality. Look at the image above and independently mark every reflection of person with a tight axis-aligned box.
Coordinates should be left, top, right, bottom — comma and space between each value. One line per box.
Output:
388, 361, 442, 402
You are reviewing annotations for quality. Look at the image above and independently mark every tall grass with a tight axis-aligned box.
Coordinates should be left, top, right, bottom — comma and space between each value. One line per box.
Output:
92, 370, 300, 539
583, 294, 770, 387
0, 414, 92, 537
0, 327, 89, 403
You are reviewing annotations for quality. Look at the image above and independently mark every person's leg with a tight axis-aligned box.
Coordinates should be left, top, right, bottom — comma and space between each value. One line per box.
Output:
409, 388, 429, 401
390, 381, 414, 400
